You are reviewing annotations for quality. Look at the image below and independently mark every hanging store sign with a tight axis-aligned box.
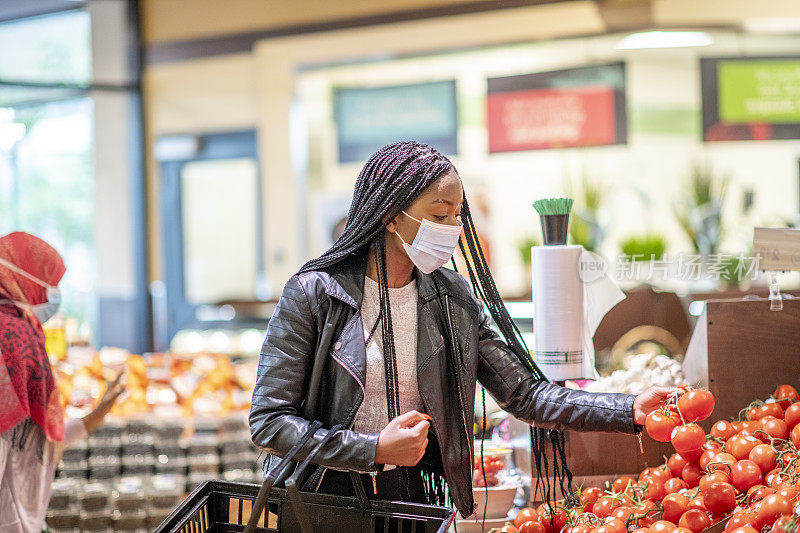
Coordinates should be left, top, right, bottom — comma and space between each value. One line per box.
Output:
334, 80, 458, 163
702, 57, 800, 142
487, 63, 627, 152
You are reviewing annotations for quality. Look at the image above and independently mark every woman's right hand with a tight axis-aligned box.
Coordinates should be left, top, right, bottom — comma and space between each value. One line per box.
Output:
374, 410, 430, 467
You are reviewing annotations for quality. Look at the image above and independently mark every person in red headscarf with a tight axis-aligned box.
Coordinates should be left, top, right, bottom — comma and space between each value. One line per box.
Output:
0, 232, 125, 533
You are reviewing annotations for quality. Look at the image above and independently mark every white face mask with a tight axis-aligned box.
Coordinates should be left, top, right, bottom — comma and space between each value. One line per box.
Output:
0, 256, 62, 323
395, 211, 462, 274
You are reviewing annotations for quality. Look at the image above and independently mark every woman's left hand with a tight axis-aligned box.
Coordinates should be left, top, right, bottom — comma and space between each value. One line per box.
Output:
82, 371, 126, 433
633, 386, 677, 425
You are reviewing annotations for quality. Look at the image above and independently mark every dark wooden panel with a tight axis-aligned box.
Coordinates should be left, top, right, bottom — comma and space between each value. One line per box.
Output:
705, 298, 800, 423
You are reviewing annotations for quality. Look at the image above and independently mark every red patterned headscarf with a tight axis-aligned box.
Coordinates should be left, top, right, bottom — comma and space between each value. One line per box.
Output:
0, 232, 66, 441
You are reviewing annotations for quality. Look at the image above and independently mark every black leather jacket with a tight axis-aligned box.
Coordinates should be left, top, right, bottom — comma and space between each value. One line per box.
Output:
250, 251, 638, 517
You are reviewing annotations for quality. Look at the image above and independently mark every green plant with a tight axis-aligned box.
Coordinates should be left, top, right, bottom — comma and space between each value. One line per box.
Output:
568, 173, 606, 252
620, 235, 667, 262
674, 163, 729, 257
517, 236, 540, 265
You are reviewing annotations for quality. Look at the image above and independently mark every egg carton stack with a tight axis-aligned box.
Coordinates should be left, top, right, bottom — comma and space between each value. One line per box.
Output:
51, 414, 263, 531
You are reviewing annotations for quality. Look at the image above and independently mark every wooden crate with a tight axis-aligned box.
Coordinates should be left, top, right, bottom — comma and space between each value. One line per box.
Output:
683, 297, 800, 424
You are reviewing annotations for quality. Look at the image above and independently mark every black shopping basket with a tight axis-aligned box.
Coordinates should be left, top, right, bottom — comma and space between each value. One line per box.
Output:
155, 421, 455, 533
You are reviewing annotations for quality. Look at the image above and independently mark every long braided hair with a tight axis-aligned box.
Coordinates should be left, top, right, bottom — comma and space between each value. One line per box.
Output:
298, 141, 572, 512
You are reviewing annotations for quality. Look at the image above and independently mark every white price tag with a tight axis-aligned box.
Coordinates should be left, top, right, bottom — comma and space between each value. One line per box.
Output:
753, 227, 800, 272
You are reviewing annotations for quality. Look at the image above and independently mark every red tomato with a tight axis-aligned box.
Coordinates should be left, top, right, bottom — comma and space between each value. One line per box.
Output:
664, 477, 689, 494
671, 424, 706, 454
757, 494, 793, 527
711, 420, 737, 440
699, 450, 718, 471
774, 484, 800, 503
675, 529, 694, 533
758, 402, 785, 421
707, 452, 737, 475
515, 508, 539, 529
771, 515, 794, 533
699, 472, 731, 493
536, 506, 566, 533
679, 509, 711, 533
662, 493, 690, 523
728, 435, 761, 460
703, 482, 737, 516
791, 424, 800, 448
612, 476, 636, 494
749, 444, 778, 474
591, 497, 619, 519
639, 477, 666, 502
648, 465, 672, 485
729, 528, 759, 533
650, 520, 677, 533
760, 417, 789, 441
669, 454, 689, 476
596, 518, 626, 533
688, 496, 707, 513
632, 500, 659, 528
647, 407, 682, 442
499, 525, 519, 533
725, 512, 759, 532
783, 403, 800, 430
732, 460, 764, 493
747, 485, 776, 505
678, 389, 715, 422
681, 448, 704, 463
681, 462, 704, 488
520, 522, 546, 533
580, 487, 603, 513
611, 506, 635, 523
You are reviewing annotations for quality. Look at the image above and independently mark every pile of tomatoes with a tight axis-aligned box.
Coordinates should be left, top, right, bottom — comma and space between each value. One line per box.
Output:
491, 385, 800, 533
475, 454, 506, 488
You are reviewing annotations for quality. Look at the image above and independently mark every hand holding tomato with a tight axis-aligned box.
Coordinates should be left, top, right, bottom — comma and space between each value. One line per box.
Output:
634, 386, 678, 425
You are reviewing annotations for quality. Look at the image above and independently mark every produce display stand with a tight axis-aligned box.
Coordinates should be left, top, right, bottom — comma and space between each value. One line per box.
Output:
683, 296, 800, 425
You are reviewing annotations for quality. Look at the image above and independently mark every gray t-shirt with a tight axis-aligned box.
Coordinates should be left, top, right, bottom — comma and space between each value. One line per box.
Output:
352, 275, 423, 437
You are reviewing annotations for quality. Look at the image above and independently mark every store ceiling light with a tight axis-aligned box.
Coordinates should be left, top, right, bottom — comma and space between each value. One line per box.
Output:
615, 31, 713, 50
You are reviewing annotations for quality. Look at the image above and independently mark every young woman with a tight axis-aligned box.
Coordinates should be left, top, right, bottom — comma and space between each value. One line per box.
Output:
250, 141, 669, 517
0, 232, 124, 532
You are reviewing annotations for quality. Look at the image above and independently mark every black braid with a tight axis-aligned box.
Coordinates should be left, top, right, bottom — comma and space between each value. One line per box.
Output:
294, 140, 572, 511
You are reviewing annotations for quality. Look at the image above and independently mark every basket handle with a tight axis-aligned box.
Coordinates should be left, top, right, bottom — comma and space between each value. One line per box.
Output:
285, 424, 345, 533
244, 420, 323, 533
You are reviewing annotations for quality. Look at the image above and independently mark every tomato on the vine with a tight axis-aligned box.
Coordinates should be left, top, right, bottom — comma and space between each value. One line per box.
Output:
783, 403, 800, 430
535, 503, 567, 533
791, 423, 800, 448
514, 508, 539, 529
678, 389, 715, 422
749, 443, 778, 474
725, 511, 759, 532
773, 385, 798, 409
662, 492, 690, 523
611, 476, 635, 494
728, 435, 760, 460
711, 420, 737, 440
579, 487, 603, 513
732, 460, 764, 493
591, 497, 619, 519
646, 406, 682, 442
681, 462, 704, 488
649, 521, 677, 533
757, 494, 793, 527
669, 453, 689, 476
519, 523, 545, 533
664, 477, 689, 494
498, 524, 519, 533
699, 472, 731, 493
679, 509, 711, 533
671, 424, 706, 454
703, 481, 737, 515
760, 417, 789, 441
